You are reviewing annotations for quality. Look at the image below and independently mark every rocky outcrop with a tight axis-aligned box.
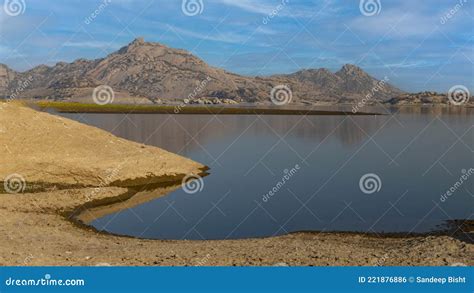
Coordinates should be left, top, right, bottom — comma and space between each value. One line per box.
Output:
0, 63, 17, 97
184, 97, 239, 105
385, 91, 461, 106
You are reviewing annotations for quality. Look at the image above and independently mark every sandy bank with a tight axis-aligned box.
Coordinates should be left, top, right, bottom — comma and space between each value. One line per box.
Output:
0, 102, 206, 191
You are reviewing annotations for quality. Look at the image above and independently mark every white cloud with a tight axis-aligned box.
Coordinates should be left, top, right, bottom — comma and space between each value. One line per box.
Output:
381, 61, 437, 68
255, 26, 278, 35
211, 0, 316, 18
63, 41, 119, 49
212, 0, 276, 15
163, 23, 250, 44
351, 9, 439, 38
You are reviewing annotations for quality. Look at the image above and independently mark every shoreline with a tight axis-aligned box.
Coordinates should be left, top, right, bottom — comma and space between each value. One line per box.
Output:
69, 180, 473, 242
32, 101, 474, 118
1, 186, 472, 266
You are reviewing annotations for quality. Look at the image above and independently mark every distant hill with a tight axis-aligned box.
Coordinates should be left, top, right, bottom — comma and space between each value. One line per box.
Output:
385, 92, 454, 106
1, 37, 404, 105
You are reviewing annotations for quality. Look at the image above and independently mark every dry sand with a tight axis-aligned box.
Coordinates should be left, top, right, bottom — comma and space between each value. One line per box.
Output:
0, 102, 205, 191
0, 102, 472, 266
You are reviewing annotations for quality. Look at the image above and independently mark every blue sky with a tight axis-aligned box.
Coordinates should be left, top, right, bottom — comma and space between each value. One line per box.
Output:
0, 0, 473, 92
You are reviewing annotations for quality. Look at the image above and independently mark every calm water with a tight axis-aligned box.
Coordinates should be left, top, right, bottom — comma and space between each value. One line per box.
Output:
63, 107, 473, 240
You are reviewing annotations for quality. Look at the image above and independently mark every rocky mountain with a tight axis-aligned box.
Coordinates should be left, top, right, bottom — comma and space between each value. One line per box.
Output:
0, 64, 17, 96
386, 92, 452, 105
0, 38, 404, 104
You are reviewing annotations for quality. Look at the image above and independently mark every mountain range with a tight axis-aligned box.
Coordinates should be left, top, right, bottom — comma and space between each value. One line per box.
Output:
0, 38, 406, 105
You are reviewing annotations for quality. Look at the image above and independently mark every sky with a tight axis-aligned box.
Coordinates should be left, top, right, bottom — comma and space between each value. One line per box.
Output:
0, 0, 473, 93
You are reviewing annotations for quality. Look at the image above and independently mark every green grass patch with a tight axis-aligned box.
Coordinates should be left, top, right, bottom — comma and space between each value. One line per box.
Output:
35, 101, 382, 115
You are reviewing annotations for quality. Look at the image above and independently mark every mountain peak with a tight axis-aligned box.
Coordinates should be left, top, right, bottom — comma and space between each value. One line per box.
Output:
131, 37, 145, 46
118, 37, 163, 54
338, 64, 364, 74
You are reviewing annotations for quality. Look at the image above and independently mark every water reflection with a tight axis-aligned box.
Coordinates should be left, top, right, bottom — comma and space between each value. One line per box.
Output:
61, 107, 474, 240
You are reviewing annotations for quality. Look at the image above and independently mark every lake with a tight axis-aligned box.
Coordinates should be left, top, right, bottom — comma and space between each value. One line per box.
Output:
62, 107, 473, 240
